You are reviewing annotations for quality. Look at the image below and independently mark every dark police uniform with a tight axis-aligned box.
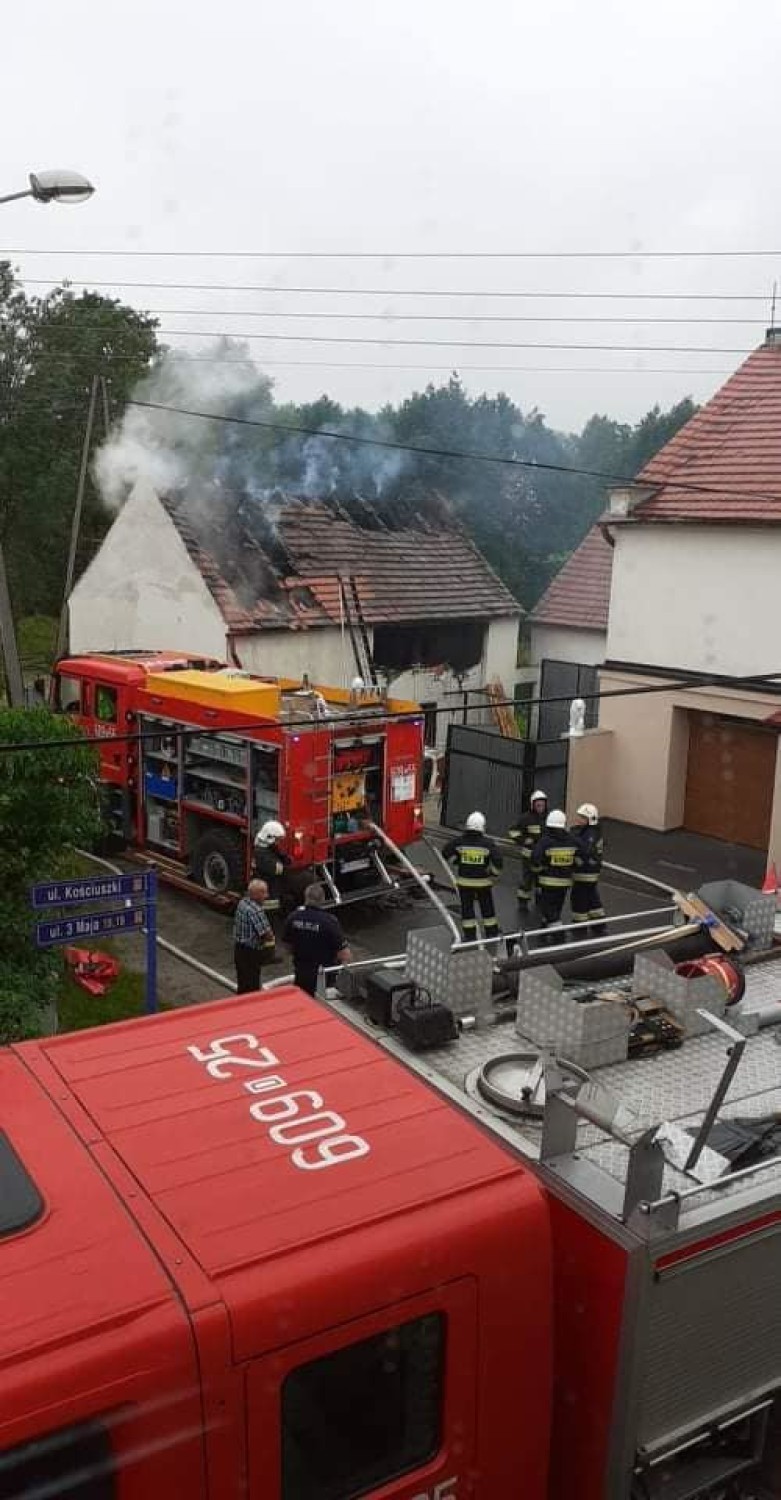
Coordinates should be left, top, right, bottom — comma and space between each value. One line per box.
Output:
509, 798, 548, 904
571, 822, 607, 934
284, 903, 348, 996
442, 829, 502, 940
531, 826, 580, 934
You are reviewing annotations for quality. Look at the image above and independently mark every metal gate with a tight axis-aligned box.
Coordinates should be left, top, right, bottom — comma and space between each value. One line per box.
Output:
441, 723, 568, 833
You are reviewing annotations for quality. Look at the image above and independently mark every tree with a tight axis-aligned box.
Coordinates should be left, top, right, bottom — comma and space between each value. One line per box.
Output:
0, 265, 159, 620
0, 708, 101, 1041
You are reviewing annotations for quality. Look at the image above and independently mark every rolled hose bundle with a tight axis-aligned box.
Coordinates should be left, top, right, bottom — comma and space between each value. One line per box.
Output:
674, 953, 746, 1006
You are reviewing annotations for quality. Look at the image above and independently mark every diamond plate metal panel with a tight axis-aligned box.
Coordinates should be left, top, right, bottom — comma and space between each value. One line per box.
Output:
633, 952, 726, 1036
405, 927, 494, 1022
699, 879, 776, 951
516, 965, 630, 1069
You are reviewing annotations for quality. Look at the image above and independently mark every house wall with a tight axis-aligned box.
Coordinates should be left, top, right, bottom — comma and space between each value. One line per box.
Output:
68, 481, 226, 658
590, 668, 781, 862
529, 623, 607, 668
607, 526, 781, 676
239, 615, 519, 749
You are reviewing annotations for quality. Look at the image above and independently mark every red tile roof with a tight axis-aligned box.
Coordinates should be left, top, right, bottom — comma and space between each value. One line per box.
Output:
530, 525, 613, 631
632, 339, 781, 523
161, 491, 520, 630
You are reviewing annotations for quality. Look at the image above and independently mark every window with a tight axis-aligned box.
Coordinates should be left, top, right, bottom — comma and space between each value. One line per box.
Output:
0, 1131, 42, 1238
0, 1419, 114, 1499
56, 675, 83, 715
94, 685, 118, 724
420, 701, 438, 747
282, 1313, 445, 1500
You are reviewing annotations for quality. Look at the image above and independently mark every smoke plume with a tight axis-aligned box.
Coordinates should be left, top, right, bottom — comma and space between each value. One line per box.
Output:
93, 340, 409, 513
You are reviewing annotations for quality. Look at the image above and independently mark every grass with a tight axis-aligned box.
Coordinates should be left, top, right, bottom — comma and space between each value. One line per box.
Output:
18, 615, 58, 675
57, 945, 171, 1032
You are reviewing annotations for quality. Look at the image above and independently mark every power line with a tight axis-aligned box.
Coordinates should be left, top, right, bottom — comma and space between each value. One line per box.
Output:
127, 397, 780, 504
3, 352, 731, 375
31, 308, 768, 325
5, 669, 781, 756
31, 326, 754, 353
7, 247, 781, 259
17, 275, 774, 301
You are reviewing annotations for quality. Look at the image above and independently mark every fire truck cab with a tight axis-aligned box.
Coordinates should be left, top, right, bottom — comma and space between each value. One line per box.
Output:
52, 653, 425, 903
0, 990, 551, 1500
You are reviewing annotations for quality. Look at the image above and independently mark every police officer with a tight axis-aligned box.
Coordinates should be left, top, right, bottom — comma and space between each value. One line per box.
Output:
442, 811, 502, 943
531, 810, 579, 939
509, 789, 548, 909
252, 820, 290, 920
570, 803, 607, 936
283, 883, 352, 996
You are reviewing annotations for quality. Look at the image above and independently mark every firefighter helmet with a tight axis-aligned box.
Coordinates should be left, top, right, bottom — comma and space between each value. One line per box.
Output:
530, 789, 548, 808
546, 810, 567, 830
466, 811, 487, 833
256, 819, 285, 846
577, 802, 599, 825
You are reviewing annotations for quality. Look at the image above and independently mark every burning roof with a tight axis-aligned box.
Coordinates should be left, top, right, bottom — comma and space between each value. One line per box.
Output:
160, 487, 521, 632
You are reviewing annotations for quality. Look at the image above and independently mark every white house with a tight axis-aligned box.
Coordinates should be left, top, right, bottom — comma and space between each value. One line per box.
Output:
528, 524, 612, 672
69, 482, 521, 749
567, 327, 781, 861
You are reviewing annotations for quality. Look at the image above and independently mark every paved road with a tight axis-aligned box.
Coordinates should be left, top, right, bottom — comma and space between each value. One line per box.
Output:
109, 833, 668, 1009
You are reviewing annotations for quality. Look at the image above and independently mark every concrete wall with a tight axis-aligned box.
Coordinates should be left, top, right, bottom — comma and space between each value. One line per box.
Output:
608, 525, 781, 676
236, 627, 347, 684
590, 668, 781, 863
529, 622, 607, 668
69, 480, 226, 658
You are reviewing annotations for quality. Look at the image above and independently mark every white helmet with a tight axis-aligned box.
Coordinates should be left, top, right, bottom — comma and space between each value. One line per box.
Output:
530, 788, 548, 808
546, 810, 567, 830
466, 811, 487, 833
577, 802, 599, 825
255, 819, 285, 846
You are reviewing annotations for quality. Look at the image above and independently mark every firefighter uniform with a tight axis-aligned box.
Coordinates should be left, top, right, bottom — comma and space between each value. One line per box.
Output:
571, 813, 607, 935
531, 815, 579, 936
442, 817, 502, 941
509, 791, 548, 905
252, 843, 290, 914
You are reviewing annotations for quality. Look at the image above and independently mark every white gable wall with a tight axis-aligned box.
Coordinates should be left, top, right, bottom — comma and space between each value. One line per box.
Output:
529, 623, 607, 668
608, 525, 781, 675
68, 481, 226, 658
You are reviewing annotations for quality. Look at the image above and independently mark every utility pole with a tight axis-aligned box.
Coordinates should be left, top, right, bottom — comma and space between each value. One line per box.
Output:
0, 544, 24, 707
56, 374, 100, 661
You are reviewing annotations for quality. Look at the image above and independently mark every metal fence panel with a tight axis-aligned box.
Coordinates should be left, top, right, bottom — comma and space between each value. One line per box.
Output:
441, 723, 567, 833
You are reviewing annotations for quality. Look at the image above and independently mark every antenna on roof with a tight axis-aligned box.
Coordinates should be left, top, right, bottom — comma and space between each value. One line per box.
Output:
771, 280, 778, 327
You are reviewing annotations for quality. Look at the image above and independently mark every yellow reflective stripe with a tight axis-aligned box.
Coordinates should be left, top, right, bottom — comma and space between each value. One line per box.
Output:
572, 873, 599, 884
537, 876, 572, 888
456, 877, 495, 888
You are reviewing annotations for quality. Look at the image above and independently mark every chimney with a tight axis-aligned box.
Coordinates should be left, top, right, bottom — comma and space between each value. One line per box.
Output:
606, 483, 658, 518
765, 327, 781, 348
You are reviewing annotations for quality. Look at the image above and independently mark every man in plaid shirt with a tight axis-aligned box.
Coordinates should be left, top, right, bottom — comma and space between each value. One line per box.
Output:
233, 879, 276, 993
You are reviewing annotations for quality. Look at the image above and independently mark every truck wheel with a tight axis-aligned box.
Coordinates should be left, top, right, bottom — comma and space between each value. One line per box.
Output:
191, 830, 244, 895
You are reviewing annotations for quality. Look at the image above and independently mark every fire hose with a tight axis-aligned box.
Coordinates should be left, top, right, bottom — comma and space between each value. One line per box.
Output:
366, 821, 461, 945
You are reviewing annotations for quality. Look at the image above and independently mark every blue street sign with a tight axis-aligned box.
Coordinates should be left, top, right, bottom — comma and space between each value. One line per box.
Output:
30, 873, 150, 910
30, 869, 159, 1014
35, 906, 146, 948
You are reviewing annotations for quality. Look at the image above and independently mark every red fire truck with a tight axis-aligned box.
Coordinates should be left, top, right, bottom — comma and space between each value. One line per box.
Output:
2, 960, 781, 1499
51, 652, 425, 902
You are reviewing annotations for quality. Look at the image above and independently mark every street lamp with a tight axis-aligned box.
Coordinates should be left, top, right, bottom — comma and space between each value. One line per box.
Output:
0, 167, 95, 706
0, 169, 95, 207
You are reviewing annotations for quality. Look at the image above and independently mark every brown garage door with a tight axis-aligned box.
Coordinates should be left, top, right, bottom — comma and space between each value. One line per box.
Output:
684, 714, 777, 849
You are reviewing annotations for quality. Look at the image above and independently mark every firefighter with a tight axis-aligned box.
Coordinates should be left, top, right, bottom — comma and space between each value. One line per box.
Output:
509, 789, 548, 909
442, 811, 502, 943
252, 820, 290, 918
570, 803, 607, 936
531, 810, 579, 940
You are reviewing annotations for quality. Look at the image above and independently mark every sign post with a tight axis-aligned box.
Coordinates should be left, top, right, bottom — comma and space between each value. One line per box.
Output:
31, 871, 158, 1013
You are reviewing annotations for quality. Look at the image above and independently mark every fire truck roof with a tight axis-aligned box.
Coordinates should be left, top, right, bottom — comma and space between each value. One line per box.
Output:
58, 651, 224, 684
14, 990, 540, 1357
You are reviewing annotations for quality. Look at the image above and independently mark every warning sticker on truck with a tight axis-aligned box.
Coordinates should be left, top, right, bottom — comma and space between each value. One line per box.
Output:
391, 765, 416, 803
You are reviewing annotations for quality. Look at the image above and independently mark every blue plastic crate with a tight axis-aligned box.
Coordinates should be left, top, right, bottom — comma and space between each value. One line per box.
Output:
145, 771, 178, 802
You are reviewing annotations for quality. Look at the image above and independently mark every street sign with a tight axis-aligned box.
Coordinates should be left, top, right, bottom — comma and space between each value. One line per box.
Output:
31, 872, 150, 910
35, 907, 146, 948
30, 869, 158, 1013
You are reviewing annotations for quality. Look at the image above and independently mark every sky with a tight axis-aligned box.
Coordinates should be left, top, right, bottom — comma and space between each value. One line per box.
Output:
3, 0, 781, 432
